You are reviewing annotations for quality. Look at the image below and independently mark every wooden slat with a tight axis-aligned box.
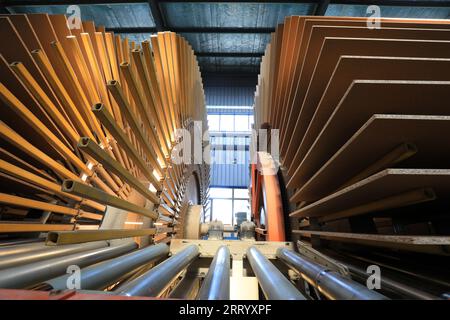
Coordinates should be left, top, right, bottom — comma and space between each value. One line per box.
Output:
293, 230, 450, 255
290, 169, 450, 219
288, 80, 450, 190
0, 223, 74, 233
292, 114, 450, 203
287, 37, 450, 180
0, 13, 209, 236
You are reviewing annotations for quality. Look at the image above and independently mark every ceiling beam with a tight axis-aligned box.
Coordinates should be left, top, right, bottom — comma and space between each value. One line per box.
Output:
106, 27, 157, 33
196, 52, 263, 58
106, 26, 274, 34
148, 0, 166, 31
0, 4, 11, 14
5, 0, 450, 6
314, 0, 330, 15
178, 27, 275, 33
330, 0, 450, 6
2, 0, 314, 5
2, 0, 148, 5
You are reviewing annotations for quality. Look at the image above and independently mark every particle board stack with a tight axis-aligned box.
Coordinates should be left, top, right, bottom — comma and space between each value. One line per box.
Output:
254, 16, 450, 255
0, 13, 209, 245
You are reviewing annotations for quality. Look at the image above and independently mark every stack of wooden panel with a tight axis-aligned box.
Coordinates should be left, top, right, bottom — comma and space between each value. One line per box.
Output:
254, 16, 450, 255
0, 13, 209, 244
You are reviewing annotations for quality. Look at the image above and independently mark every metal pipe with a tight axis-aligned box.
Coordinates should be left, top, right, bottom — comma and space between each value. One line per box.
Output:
318, 188, 436, 223
77, 137, 159, 204
46, 228, 156, 245
142, 40, 174, 144
92, 103, 161, 190
0, 241, 47, 257
115, 244, 199, 297
62, 180, 159, 220
0, 241, 108, 270
197, 245, 230, 300
291, 187, 436, 219
0, 242, 137, 289
0, 192, 100, 220
341, 142, 418, 189
0, 158, 105, 212
323, 250, 440, 300
130, 51, 169, 161
344, 260, 437, 300
0, 83, 89, 175
108, 77, 162, 176
0, 238, 44, 247
276, 248, 388, 300
39, 244, 169, 291
246, 246, 306, 300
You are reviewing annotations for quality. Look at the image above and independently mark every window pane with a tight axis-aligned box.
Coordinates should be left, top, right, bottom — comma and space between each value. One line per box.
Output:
209, 187, 232, 198
234, 150, 246, 165
234, 188, 249, 199
212, 199, 233, 225
233, 199, 250, 222
220, 115, 234, 131
203, 199, 211, 222
207, 115, 220, 131
234, 115, 250, 132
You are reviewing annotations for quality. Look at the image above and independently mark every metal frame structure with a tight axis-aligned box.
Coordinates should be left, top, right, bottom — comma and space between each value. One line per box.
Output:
3, 0, 449, 72
208, 187, 250, 225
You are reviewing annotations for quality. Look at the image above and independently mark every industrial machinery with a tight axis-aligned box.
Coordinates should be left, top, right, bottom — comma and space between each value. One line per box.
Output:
0, 12, 449, 301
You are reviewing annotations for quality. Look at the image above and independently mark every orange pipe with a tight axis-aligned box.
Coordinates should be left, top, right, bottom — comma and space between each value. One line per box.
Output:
261, 172, 285, 241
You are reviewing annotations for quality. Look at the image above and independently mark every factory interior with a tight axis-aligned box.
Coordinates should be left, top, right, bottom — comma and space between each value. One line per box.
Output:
0, 0, 449, 302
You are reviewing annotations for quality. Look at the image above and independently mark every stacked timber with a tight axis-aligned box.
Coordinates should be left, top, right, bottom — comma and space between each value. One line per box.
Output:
254, 16, 450, 256
0, 13, 209, 245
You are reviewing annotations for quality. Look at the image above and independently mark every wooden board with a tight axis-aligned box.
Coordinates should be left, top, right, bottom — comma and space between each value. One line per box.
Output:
286, 36, 450, 179
292, 114, 450, 203
293, 230, 450, 256
290, 168, 450, 219
288, 55, 450, 183
283, 26, 450, 165
288, 80, 450, 190
0, 13, 209, 236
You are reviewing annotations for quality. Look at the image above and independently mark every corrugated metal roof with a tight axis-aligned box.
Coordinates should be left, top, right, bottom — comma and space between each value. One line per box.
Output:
326, 4, 450, 18
8, 2, 450, 77
120, 33, 153, 44
160, 2, 315, 28
207, 108, 253, 115
205, 86, 255, 106
8, 4, 155, 28
209, 129, 252, 188
210, 164, 250, 188
181, 32, 270, 53
197, 57, 261, 73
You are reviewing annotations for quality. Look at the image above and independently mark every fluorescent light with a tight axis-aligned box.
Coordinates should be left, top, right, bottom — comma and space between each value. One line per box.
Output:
152, 169, 161, 181
124, 221, 143, 225
148, 183, 157, 193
